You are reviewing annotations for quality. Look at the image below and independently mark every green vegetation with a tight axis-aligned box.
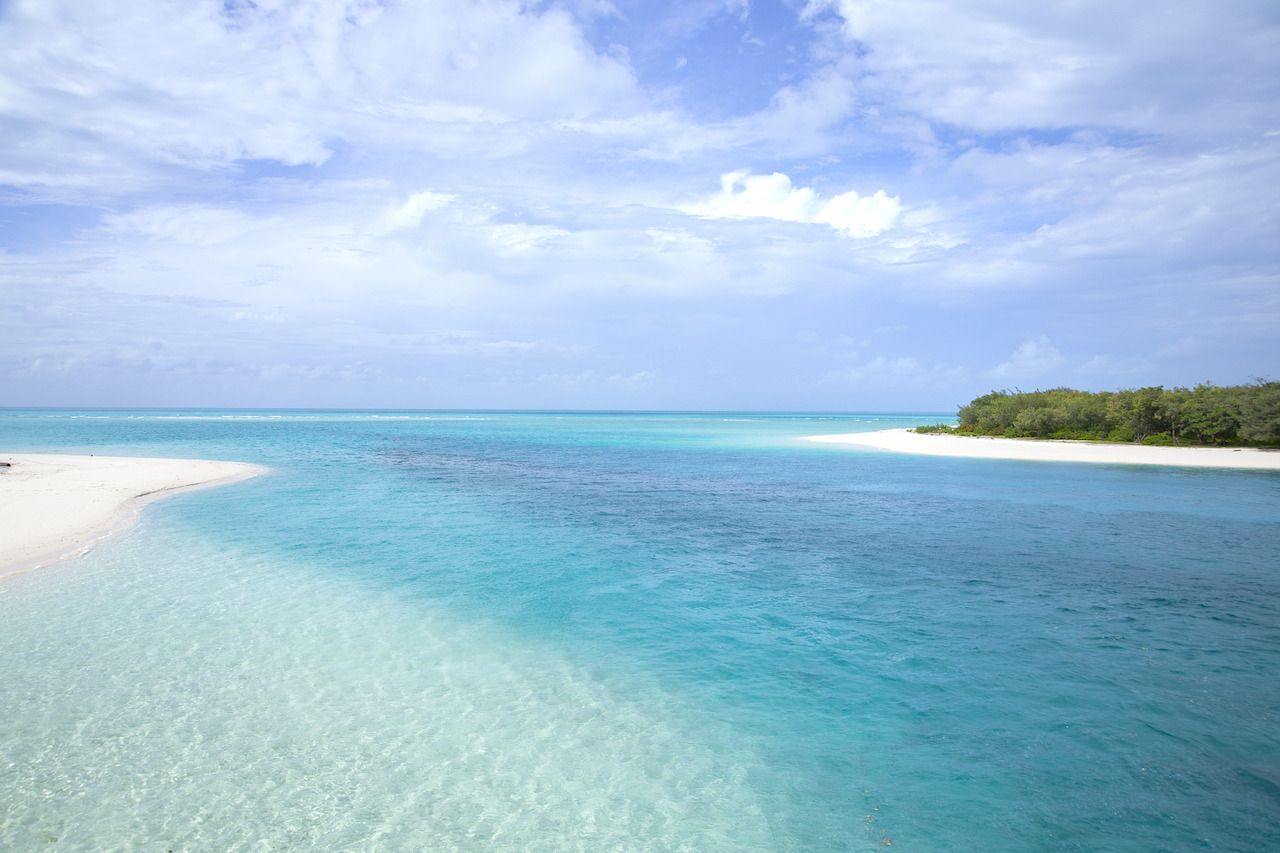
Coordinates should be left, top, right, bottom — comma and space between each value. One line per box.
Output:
915, 381, 1280, 446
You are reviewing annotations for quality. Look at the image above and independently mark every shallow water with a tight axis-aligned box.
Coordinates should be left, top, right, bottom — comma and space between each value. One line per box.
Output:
2, 410, 1278, 850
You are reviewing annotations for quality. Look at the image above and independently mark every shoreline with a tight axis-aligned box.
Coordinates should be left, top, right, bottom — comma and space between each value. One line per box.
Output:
0, 452, 265, 579
805, 429, 1280, 470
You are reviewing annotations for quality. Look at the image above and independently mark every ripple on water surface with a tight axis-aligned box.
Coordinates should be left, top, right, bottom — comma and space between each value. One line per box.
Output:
0, 527, 776, 850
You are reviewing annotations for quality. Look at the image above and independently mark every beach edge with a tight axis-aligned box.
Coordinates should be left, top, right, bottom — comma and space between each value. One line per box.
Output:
0, 453, 267, 580
805, 428, 1280, 470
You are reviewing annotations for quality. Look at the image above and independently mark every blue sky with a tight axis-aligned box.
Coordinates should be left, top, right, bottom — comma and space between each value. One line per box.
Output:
2, 0, 1277, 410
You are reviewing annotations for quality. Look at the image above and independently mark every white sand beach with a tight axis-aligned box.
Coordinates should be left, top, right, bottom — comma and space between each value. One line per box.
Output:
806, 429, 1280, 471
0, 453, 263, 578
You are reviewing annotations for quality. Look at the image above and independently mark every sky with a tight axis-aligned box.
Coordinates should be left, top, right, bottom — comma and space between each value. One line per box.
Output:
1, 0, 1278, 411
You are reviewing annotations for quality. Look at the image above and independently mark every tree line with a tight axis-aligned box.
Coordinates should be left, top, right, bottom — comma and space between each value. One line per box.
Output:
918, 382, 1280, 446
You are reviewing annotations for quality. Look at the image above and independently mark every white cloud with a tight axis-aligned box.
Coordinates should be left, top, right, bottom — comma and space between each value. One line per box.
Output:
804, 0, 1280, 139
232, 308, 296, 324
751, 68, 858, 154
550, 61, 859, 162
822, 354, 969, 392
685, 171, 902, 238
930, 137, 1280, 291
991, 336, 1066, 379
2, 1, 1277, 408
533, 368, 658, 390
815, 191, 905, 238
1076, 354, 1151, 377
828, 355, 921, 384
378, 191, 456, 233
388, 329, 576, 357
100, 205, 261, 245
483, 223, 570, 254
0, 0, 640, 197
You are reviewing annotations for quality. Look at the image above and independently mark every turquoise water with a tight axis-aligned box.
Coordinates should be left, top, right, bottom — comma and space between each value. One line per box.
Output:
2, 410, 1279, 851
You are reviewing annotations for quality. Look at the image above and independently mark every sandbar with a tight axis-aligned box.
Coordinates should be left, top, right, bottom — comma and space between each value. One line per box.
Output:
806, 429, 1280, 470
1, 452, 264, 578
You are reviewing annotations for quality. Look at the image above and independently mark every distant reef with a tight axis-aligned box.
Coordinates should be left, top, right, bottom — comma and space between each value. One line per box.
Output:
916, 382, 1280, 447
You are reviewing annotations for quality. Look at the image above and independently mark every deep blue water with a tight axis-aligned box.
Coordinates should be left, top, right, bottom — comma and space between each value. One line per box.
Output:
2, 410, 1279, 850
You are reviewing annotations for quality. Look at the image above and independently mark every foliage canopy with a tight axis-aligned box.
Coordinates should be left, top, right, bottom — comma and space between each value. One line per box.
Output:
920, 382, 1280, 446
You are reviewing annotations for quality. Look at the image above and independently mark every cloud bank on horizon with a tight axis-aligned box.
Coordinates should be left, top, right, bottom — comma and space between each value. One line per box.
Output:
1, 0, 1277, 410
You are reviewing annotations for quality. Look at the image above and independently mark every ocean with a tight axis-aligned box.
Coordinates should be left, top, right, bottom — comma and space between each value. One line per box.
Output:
2, 410, 1278, 851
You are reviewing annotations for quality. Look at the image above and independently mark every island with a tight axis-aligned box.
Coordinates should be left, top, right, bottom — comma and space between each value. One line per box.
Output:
808, 383, 1280, 470
920, 382, 1279, 446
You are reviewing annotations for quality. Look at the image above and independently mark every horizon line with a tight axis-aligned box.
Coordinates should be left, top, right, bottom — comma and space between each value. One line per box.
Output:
0, 406, 959, 417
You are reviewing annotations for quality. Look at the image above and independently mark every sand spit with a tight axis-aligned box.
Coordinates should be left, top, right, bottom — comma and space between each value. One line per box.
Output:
806, 429, 1280, 470
0, 452, 263, 578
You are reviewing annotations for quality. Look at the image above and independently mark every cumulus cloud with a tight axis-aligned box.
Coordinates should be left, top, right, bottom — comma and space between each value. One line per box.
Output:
378, 191, 456, 233
685, 171, 902, 238
991, 336, 1066, 379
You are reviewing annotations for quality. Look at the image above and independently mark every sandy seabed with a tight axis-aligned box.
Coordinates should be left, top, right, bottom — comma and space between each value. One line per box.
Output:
806, 429, 1280, 471
0, 452, 263, 578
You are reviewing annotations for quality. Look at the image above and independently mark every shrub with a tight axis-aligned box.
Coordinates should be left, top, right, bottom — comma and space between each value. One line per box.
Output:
943, 382, 1279, 447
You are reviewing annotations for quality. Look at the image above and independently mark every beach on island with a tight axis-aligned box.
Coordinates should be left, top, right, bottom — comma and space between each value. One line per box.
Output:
0, 453, 263, 578
807, 428, 1280, 470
